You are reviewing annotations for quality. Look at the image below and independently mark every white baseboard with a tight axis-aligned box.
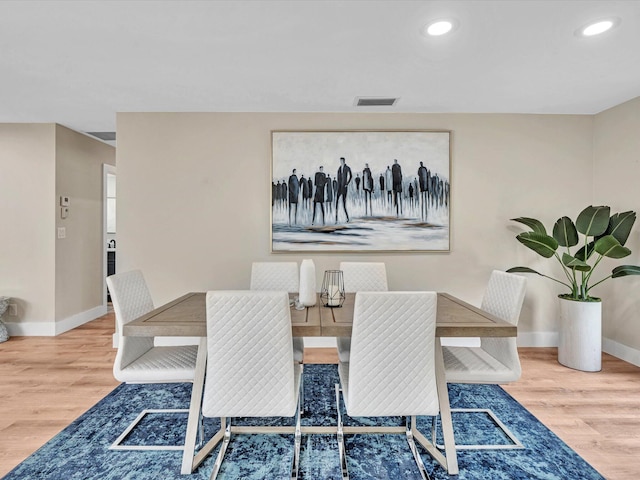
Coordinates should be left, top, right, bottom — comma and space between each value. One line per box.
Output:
303, 337, 337, 348
440, 337, 481, 347
516, 331, 558, 347
603, 337, 640, 367
9, 315, 640, 368
111, 336, 201, 348
154, 336, 200, 346
445, 332, 640, 367
439, 333, 559, 348
55, 305, 107, 335
304, 335, 550, 349
303, 337, 482, 349
5, 321, 56, 336
5, 305, 108, 337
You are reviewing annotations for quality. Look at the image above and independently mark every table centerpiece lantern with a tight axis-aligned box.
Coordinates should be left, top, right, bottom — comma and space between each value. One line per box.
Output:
320, 270, 345, 308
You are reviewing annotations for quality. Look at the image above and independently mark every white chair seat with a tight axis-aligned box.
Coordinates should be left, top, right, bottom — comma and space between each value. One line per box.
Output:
292, 362, 303, 403
116, 345, 198, 383
443, 346, 519, 384
293, 338, 304, 363
337, 361, 350, 401
336, 337, 351, 363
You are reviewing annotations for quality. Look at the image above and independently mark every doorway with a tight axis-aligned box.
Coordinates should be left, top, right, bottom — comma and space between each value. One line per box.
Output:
103, 164, 116, 306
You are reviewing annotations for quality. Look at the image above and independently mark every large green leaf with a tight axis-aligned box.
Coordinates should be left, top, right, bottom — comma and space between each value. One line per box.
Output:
574, 241, 595, 261
576, 205, 610, 237
516, 232, 558, 258
553, 216, 578, 247
511, 217, 547, 235
612, 265, 640, 278
561, 253, 591, 271
594, 234, 631, 259
506, 267, 544, 275
606, 211, 636, 246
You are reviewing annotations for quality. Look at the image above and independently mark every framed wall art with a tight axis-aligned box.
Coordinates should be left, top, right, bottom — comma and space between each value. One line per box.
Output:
271, 130, 450, 252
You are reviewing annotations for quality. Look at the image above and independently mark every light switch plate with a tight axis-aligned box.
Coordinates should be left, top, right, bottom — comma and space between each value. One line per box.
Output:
61, 207, 69, 219
60, 196, 70, 206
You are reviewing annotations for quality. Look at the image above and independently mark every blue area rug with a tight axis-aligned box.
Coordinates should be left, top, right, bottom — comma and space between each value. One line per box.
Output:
3, 364, 603, 479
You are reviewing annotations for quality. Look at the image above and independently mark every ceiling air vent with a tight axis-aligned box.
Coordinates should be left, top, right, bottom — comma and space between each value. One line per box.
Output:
355, 97, 399, 107
86, 132, 116, 141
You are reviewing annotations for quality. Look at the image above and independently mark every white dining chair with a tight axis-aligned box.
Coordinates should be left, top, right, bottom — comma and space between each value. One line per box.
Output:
106, 270, 198, 450
202, 290, 302, 479
336, 262, 388, 363
250, 261, 304, 364
336, 291, 443, 480
439, 270, 527, 450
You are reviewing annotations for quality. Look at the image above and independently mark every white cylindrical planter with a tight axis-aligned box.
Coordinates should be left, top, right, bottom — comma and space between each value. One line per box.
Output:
298, 259, 317, 307
558, 298, 602, 372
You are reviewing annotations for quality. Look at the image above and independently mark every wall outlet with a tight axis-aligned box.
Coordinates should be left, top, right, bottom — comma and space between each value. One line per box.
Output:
8, 304, 17, 316
57, 227, 66, 239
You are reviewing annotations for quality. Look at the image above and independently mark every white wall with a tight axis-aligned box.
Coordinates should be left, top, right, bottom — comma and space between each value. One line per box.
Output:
117, 112, 594, 343
593, 96, 640, 362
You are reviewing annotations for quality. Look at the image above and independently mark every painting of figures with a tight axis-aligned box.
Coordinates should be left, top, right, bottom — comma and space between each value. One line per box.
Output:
271, 130, 450, 252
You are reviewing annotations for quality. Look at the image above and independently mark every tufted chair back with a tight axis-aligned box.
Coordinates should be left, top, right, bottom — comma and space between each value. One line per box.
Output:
336, 262, 389, 363
107, 270, 155, 378
341, 291, 439, 417
480, 270, 527, 375
202, 290, 300, 418
250, 262, 299, 293
339, 262, 388, 292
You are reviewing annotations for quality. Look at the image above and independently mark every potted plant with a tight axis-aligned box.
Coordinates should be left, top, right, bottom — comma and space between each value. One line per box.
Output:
507, 205, 640, 371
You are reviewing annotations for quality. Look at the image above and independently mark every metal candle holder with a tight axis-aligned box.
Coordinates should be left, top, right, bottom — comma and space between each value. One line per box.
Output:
320, 270, 345, 308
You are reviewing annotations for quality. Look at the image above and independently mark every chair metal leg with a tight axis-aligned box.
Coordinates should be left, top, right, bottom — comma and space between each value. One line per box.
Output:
335, 384, 349, 480
109, 408, 190, 451
182, 337, 209, 474
300, 366, 305, 415
291, 391, 302, 479
433, 408, 524, 450
197, 411, 205, 449
405, 416, 431, 480
209, 417, 231, 480
431, 415, 438, 446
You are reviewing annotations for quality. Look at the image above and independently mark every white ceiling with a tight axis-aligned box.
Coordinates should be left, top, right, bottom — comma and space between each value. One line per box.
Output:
1, 0, 640, 143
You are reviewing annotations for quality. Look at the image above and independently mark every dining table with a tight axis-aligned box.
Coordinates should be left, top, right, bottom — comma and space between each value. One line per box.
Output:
123, 291, 516, 476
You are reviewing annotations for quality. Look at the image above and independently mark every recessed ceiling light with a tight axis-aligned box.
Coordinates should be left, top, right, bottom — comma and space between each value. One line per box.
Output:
422, 19, 457, 37
577, 17, 620, 37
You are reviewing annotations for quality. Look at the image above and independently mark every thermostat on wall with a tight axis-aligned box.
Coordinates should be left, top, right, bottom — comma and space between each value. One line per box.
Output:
60, 196, 70, 206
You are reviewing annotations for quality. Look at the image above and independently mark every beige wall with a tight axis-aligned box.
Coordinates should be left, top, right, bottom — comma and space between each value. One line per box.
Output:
117, 112, 594, 342
0, 124, 56, 328
55, 125, 116, 323
0, 123, 115, 334
593, 96, 640, 357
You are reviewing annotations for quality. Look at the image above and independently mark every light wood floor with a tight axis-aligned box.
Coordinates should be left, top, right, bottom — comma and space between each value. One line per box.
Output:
1, 313, 639, 479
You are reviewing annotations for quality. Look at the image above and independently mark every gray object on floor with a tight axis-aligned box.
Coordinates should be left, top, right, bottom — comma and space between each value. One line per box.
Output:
0, 296, 10, 343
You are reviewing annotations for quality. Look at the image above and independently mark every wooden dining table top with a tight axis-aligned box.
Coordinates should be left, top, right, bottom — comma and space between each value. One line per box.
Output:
122, 291, 516, 338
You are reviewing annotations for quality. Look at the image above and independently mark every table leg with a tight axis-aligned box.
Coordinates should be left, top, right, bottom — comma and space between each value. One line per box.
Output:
434, 338, 459, 475
181, 338, 208, 474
